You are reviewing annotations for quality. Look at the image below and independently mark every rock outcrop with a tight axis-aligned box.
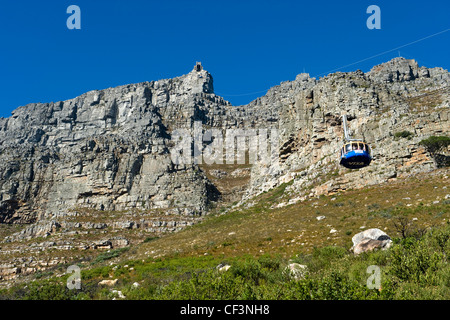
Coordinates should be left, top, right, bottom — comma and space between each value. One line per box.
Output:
351, 228, 393, 255
0, 63, 230, 222
241, 58, 449, 202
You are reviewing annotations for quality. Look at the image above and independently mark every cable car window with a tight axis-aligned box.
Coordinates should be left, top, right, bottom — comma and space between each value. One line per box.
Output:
352, 143, 358, 150
345, 144, 351, 152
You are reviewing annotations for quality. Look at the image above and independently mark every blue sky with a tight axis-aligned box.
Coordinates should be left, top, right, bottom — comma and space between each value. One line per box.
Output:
0, 0, 449, 117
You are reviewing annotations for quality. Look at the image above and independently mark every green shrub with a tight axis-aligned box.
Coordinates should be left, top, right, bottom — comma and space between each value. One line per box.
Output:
91, 247, 129, 265
419, 136, 450, 154
82, 265, 112, 280
389, 233, 447, 285
394, 131, 414, 140
257, 254, 281, 271
5, 279, 98, 300
143, 236, 159, 243
230, 259, 266, 285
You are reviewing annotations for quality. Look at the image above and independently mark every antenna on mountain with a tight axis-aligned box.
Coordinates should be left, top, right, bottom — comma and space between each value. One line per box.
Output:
195, 62, 203, 72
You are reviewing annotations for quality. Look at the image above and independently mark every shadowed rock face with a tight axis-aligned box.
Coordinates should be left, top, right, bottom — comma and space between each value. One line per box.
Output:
0, 58, 449, 224
0, 64, 228, 222
353, 238, 392, 255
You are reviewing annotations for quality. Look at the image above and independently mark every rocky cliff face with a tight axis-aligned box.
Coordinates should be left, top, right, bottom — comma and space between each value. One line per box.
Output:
1, 57, 449, 223
241, 58, 449, 204
0, 64, 233, 224
0, 58, 448, 283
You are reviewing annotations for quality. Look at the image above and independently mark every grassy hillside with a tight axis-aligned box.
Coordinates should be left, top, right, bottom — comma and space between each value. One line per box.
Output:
0, 169, 448, 300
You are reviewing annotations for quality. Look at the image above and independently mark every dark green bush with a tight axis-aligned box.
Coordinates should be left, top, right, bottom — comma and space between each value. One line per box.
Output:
4, 279, 98, 300
394, 131, 414, 140
388, 227, 449, 286
143, 236, 159, 243
419, 136, 450, 154
91, 247, 129, 265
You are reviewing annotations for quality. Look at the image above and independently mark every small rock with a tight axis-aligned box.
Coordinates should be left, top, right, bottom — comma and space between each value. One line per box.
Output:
285, 263, 308, 281
217, 264, 231, 272
92, 240, 113, 250
209, 169, 228, 178
110, 237, 129, 248
111, 290, 126, 299
98, 279, 118, 286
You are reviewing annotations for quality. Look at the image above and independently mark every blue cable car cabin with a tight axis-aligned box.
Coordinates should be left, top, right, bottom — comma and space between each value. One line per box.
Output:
339, 141, 372, 169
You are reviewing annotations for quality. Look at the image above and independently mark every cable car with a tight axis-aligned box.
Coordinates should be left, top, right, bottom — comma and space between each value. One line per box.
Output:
339, 115, 372, 169
339, 141, 372, 169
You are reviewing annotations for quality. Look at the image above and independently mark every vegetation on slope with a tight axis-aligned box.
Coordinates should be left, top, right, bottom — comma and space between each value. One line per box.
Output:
0, 168, 448, 300
0, 222, 448, 300
419, 136, 450, 168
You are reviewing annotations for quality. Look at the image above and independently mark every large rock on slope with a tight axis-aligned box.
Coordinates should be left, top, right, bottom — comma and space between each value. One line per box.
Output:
352, 228, 391, 246
351, 228, 393, 255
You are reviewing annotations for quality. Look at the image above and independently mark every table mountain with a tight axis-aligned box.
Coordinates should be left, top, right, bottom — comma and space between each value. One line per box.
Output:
0, 58, 448, 283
